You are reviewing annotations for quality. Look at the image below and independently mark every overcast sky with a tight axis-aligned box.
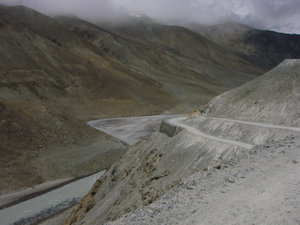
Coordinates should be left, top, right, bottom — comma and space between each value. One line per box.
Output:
1, 0, 300, 34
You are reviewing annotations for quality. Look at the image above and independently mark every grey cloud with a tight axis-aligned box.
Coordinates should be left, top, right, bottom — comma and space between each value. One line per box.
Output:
0, 0, 299, 34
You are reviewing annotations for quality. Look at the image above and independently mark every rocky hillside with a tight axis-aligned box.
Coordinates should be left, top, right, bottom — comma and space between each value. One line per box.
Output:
203, 59, 300, 126
64, 60, 300, 225
99, 17, 263, 75
58, 16, 264, 105
106, 134, 299, 225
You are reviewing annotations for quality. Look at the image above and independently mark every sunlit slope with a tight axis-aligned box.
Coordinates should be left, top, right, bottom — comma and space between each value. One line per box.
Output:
203, 59, 300, 126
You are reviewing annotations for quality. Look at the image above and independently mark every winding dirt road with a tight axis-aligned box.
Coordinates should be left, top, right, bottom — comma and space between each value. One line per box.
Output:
168, 117, 254, 149
210, 117, 300, 132
88, 115, 181, 145
89, 115, 300, 150
168, 116, 300, 149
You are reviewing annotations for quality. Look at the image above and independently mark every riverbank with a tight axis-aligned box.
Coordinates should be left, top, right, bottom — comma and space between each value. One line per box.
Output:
0, 167, 111, 210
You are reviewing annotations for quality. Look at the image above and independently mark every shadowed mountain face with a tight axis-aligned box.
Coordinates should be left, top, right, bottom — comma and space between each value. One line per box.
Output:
99, 18, 263, 74
189, 22, 300, 69
0, 5, 287, 192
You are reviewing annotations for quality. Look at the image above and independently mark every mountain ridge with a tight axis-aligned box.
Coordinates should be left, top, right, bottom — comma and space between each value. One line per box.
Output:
189, 22, 300, 68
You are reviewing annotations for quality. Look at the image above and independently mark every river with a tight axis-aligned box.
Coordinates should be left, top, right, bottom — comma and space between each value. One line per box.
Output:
0, 171, 105, 225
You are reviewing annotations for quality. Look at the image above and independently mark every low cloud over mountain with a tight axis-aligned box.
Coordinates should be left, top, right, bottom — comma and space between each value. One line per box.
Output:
0, 0, 300, 34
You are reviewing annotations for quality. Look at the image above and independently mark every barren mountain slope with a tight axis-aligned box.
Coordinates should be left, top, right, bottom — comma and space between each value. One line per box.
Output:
60, 17, 266, 105
99, 18, 262, 73
203, 59, 300, 126
190, 22, 300, 69
0, 5, 179, 192
97, 17, 264, 78
0, 5, 179, 117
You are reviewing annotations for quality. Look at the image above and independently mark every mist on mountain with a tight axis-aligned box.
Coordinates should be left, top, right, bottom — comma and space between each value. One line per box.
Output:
0, 0, 300, 34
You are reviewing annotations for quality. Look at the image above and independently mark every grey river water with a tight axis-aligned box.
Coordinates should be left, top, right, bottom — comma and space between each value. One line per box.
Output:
0, 170, 105, 225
